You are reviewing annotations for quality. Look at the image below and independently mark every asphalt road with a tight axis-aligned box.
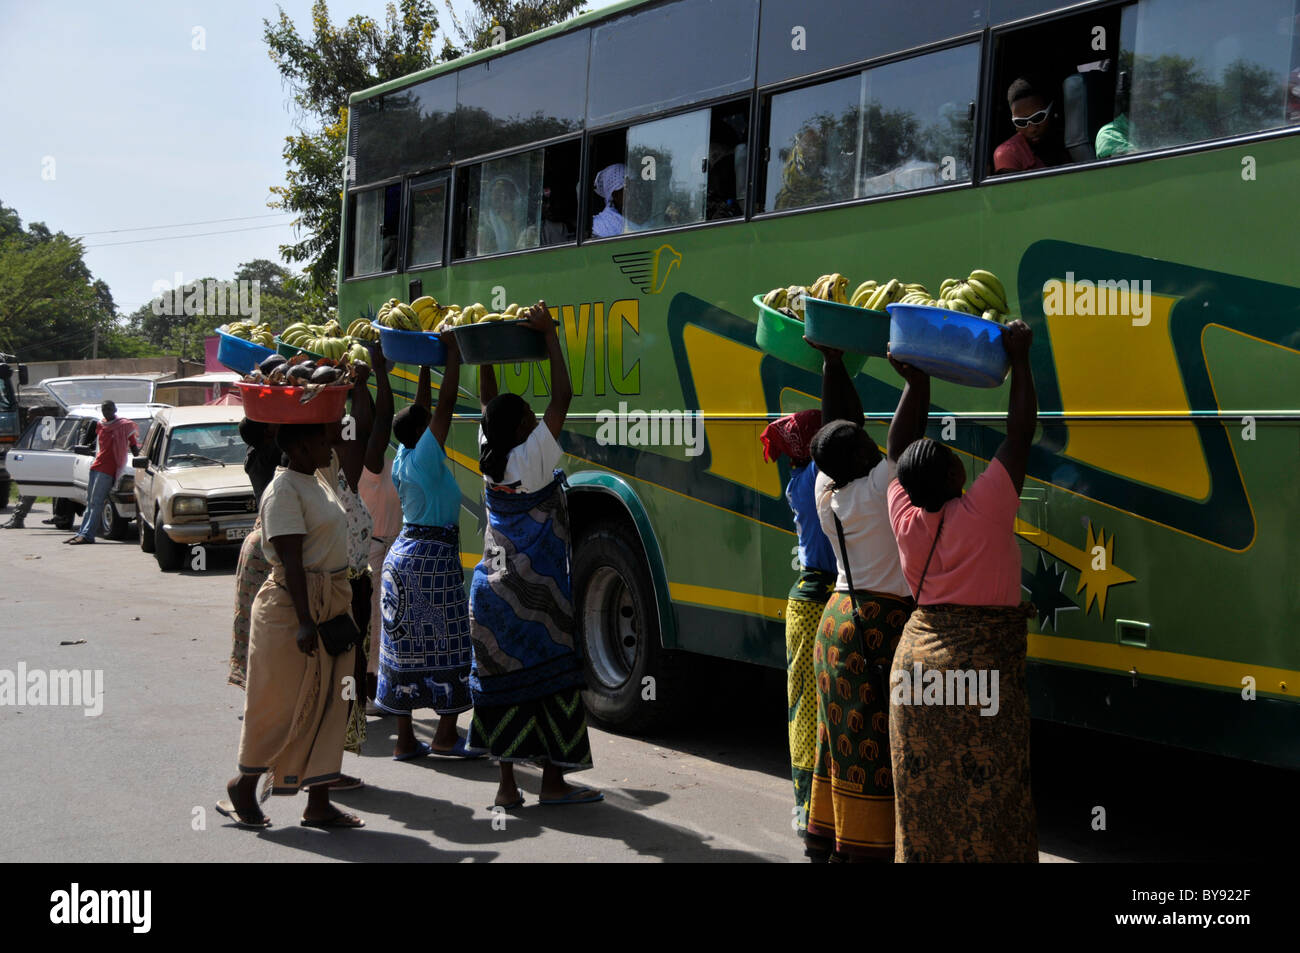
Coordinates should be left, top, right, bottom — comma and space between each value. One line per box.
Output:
1, 502, 1295, 863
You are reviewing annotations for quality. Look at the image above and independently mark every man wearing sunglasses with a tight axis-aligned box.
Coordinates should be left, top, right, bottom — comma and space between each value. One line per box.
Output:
993, 77, 1070, 174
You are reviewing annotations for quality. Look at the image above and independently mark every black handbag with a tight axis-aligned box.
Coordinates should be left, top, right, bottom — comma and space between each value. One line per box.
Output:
317, 613, 361, 656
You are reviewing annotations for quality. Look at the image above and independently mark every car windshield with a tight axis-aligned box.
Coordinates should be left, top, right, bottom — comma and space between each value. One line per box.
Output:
43, 379, 155, 409
164, 423, 244, 468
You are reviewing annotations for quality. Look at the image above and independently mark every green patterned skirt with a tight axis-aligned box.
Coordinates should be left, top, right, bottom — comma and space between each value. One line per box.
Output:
467, 686, 593, 771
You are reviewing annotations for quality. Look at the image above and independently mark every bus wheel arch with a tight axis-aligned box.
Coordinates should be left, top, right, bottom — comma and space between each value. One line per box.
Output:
567, 474, 683, 732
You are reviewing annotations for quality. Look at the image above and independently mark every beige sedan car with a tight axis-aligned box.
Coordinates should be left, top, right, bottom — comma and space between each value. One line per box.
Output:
133, 405, 256, 571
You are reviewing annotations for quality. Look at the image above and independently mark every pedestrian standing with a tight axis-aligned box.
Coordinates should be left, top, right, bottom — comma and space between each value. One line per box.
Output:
376, 336, 480, 760
469, 303, 601, 807
886, 322, 1039, 863
760, 408, 837, 857
66, 401, 139, 545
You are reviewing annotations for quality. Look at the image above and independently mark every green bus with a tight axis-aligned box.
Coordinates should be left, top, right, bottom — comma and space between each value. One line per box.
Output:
339, 0, 1300, 766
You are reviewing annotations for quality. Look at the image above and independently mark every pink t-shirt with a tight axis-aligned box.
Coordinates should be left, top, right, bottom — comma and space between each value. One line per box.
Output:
358, 458, 402, 542
887, 457, 1023, 607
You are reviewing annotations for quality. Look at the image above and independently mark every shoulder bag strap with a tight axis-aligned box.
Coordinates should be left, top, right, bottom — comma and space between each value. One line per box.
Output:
914, 515, 945, 606
831, 512, 860, 621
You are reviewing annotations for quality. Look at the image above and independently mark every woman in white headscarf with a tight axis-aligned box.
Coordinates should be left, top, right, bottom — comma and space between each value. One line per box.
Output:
591, 163, 636, 238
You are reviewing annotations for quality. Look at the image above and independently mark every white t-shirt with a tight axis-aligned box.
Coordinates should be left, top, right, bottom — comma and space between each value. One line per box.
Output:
480, 422, 564, 493
815, 458, 908, 598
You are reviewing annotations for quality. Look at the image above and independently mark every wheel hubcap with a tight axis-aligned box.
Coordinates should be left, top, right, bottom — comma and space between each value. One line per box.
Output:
583, 566, 638, 691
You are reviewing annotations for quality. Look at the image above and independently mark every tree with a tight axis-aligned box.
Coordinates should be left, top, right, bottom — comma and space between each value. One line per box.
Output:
264, 0, 587, 292
0, 201, 132, 361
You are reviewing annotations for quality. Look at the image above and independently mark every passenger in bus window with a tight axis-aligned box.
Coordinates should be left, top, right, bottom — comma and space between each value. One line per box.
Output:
993, 78, 1070, 173
591, 163, 632, 237
479, 176, 526, 254
468, 303, 602, 807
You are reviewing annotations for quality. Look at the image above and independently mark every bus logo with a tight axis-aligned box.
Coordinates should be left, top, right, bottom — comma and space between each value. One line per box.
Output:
612, 244, 682, 295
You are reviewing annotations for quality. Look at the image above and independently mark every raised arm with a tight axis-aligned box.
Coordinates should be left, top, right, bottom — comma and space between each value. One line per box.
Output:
478, 363, 498, 411
429, 334, 461, 450
339, 361, 372, 490
993, 320, 1037, 494
805, 337, 863, 426
363, 338, 392, 474
414, 362, 431, 412
531, 302, 571, 438
887, 355, 931, 463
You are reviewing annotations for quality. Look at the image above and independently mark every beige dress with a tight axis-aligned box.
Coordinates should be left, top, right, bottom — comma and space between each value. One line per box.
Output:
237, 468, 355, 795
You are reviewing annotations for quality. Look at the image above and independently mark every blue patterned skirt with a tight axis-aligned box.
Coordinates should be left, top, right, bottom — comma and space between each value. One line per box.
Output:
377, 524, 473, 715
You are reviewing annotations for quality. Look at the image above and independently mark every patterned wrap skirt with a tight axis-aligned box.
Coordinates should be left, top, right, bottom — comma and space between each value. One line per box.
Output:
377, 524, 473, 715
807, 590, 914, 859
889, 602, 1038, 863
228, 518, 271, 689
785, 571, 833, 832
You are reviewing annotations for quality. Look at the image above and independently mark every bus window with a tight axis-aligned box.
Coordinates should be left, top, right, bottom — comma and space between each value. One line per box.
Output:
348, 182, 402, 277
760, 43, 978, 212
454, 29, 589, 159
408, 176, 448, 269
586, 99, 749, 239
586, 0, 758, 127
454, 139, 580, 260
858, 43, 979, 196
989, 5, 1126, 173
1120, 0, 1298, 154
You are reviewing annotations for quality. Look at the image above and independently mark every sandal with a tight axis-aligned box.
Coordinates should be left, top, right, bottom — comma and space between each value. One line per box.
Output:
215, 798, 271, 829
329, 774, 364, 791
301, 809, 365, 829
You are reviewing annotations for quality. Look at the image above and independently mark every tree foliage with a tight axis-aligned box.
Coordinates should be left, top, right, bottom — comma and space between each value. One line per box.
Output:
0, 201, 130, 361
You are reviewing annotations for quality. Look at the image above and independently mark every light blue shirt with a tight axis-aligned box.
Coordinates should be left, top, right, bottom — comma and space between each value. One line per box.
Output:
392, 429, 461, 528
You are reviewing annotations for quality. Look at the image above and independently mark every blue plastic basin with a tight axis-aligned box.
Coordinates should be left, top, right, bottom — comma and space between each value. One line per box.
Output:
886, 304, 1010, 388
372, 321, 446, 366
217, 328, 276, 374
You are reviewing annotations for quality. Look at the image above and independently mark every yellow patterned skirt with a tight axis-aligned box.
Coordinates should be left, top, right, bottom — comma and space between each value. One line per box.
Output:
786, 596, 827, 832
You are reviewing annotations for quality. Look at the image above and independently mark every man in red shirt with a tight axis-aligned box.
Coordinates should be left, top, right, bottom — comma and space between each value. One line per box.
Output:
67, 400, 139, 545
992, 77, 1070, 174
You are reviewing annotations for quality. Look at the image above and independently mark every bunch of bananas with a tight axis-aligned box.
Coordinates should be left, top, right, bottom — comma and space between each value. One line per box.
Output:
852, 279, 928, 311
434, 302, 524, 331
375, 298, 422, 332
281, 321, 354, 360
346, 318, 379, 342
223, 322, 275, 347
934, 270, 1010, 322
809, 273, 850, 304
761, 286, 810, 319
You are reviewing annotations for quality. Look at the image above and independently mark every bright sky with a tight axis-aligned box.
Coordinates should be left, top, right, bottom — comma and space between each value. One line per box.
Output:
0, 0, 620, 316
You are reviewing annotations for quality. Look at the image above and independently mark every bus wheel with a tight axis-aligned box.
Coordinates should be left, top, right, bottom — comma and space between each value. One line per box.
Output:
573, 524, 678, 732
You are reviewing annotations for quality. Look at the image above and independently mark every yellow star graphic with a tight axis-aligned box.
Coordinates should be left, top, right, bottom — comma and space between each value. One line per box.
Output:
1075, 524, 1136, 617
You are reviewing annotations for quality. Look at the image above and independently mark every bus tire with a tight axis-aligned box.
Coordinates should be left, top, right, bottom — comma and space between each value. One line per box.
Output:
573, 523, 681, 733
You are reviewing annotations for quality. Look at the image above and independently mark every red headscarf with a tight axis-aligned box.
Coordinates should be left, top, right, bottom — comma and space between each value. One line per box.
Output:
760, 409, 823, 467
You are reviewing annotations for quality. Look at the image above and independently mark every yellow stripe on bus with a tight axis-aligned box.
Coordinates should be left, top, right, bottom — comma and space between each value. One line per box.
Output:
1027, 632, 1296, 698
669, 582, 788, 619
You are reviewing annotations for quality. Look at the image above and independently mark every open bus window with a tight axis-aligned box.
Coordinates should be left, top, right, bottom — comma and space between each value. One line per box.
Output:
349, 183, 401, 277
453, 139, 579, 260
760, 43, 978, 212
408, 176, 448, 269
586, 99, 749, 239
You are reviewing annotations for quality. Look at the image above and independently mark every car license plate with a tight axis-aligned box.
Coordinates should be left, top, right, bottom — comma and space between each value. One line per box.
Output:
227, 527, 250, 540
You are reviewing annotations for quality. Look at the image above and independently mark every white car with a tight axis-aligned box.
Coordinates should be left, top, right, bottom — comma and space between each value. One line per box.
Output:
133, 405, 255, 571
7, 403, 161, 538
